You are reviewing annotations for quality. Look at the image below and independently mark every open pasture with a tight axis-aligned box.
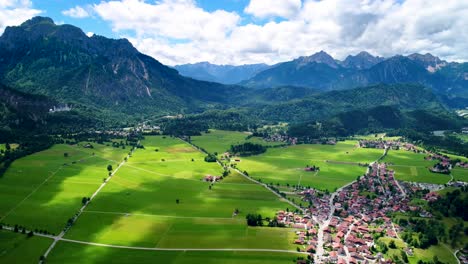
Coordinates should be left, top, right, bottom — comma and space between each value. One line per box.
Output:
48, 241, 302, 264
452, 167, 468, 182
190, 130, 282, 154
0, 143, 127, 233
65, 136, 294, 250
0, 230, 52, 264
383, 150, 451, 184
235, 141, 383, 191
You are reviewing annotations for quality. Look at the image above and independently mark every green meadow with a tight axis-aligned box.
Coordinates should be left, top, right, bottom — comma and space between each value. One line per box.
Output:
0, 143, 127, 233
235, 140, 383, 191
65, 136, 295, 250
0, 230, 52, 264
452, 167, 468, 182
191, 130, 282, 154
47, 241, 303, 264
383, 150, 451, 184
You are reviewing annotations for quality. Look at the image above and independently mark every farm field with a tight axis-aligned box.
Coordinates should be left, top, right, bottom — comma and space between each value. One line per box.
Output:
47, 241, 303, 264
0, 230, 52, 264
65, 136, 295, 250
0, 143, 127, 234
191, 130, 283, 154
233, 141, 384, 191
452, 167, 468, 182
383, 150, 451, 184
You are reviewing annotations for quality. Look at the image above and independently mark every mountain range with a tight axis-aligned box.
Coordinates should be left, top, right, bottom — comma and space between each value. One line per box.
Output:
174, 62, 269, 84
0, 16, 466, 137
0, 17, 244, 120
241, 51, 468, 107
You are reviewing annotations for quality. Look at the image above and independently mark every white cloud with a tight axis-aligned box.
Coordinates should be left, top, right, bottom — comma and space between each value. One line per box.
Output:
0, 0, 41, 34
93, 0, 239, 41
86, 31, 94, 37
62, 6, 90, 18
244, 0, 302, 19
90, 0, 468, 65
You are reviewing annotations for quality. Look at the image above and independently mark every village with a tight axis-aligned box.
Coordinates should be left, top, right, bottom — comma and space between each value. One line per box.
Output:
272, 139, 468, 264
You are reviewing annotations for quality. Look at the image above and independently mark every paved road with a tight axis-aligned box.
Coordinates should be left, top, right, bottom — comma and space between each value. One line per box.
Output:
181, 138, 305, 214
1, 226, 307, 255
60, 238, 309, 254
42, 144, 138, 260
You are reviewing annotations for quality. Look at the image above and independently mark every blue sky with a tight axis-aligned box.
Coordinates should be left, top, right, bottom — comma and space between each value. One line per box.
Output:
32, 0, 283, 38
1, 0, 467, 65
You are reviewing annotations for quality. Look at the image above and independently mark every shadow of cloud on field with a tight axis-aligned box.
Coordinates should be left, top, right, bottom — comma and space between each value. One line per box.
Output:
0, 144, 126, 235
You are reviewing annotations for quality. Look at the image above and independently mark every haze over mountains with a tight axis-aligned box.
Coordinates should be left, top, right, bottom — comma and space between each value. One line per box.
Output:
174, 62, 269, 85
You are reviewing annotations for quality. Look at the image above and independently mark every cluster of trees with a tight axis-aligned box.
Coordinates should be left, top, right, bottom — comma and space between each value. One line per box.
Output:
398, 218, 445, 249
388, 129, 468, 157
229, 143, 267, 156
429, 188, 467, 220
204, 153, 217, 162
245, 214, 263, 226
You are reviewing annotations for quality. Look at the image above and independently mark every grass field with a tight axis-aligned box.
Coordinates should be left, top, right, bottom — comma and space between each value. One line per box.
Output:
0, 230, 52, 264
234, 140, 384, 191
383, 150, 451, 184
47, 241, 303, 264
191, 130, 283, 154
64, 136, 296, 250
0, 143, 127, 234
378, 237, 457, 264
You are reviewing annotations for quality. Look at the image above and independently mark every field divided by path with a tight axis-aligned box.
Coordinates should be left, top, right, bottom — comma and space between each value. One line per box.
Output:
64, 136, 296, 251
47, 240, 303, 264
0, 230, 52, 263
0, 143, 127, 233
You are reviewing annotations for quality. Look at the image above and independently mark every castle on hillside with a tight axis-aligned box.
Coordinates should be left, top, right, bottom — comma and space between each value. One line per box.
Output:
49, 104, 71, 113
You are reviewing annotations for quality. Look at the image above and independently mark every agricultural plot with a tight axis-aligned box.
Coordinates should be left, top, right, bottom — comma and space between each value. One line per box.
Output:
0, 230, 52, 264
383, 150, 451, 184
234, 141, 384, 191
65, 136, 295, 250
452, 167, 468, 182
47, 241, 303, 264
191, 130, 282, 154
0, 143, 127, 234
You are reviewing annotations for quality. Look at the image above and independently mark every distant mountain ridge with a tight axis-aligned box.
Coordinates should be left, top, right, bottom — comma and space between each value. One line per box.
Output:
241, 51, 468, 107
174, 62, 270, 84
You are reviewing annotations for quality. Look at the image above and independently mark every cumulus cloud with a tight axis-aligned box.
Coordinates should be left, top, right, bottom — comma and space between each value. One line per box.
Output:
93, 0, 239, 41
89, 0, 468, 65
0, 0, 41, 34
244, 0, 302, 19
62, 6, 90, 18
